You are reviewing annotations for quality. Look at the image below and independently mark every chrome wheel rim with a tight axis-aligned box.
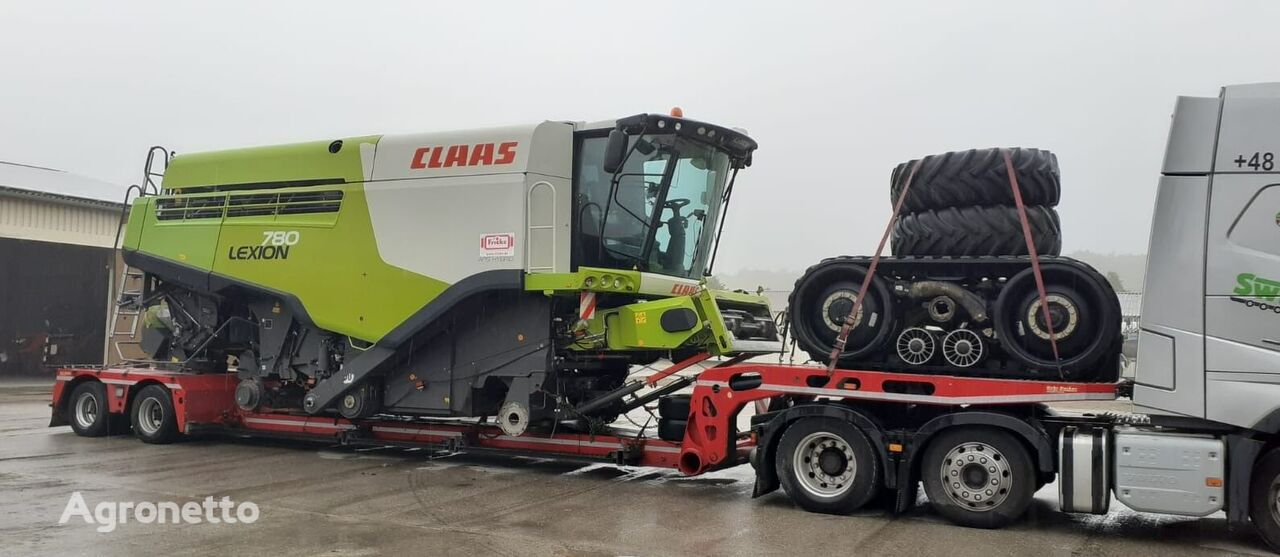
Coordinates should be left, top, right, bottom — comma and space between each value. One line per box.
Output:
942, 329, 983, 368
896, 327, 936, 365
793, 431, 857, 499
74, 393, 99, 429
939, 441, 1012, 512
137, 397, 164, 435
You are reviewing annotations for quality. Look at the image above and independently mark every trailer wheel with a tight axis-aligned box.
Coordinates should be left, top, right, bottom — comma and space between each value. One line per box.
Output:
1249, 448, 1280, 552
131, 385, 179, 444
921, 428, 1034, 528
68, 382, 110, 437
776, 417, 881, 514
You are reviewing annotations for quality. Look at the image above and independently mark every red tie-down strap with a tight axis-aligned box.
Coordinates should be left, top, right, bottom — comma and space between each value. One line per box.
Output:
1002, 148, 1063, 378
826, 160, 923, 374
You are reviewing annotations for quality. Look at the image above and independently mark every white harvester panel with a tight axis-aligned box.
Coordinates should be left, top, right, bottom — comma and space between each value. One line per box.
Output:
1112, 431, 1224, 516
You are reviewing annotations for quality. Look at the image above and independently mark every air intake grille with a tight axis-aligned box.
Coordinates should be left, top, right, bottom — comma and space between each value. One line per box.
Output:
156, 190, 344, 221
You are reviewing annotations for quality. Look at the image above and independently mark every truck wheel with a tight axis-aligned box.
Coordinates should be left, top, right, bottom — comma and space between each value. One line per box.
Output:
1249, 448, 1280, 552
68, 382, 110, 437
889, 148, 1060, 212
921, 428, 1035, 528
776, 417, 881, 514
131, 385, 179, 444
891, 205, 1061, 257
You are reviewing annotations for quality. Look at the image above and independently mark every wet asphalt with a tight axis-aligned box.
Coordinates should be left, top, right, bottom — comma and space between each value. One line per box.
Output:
0, 378, 1272, 556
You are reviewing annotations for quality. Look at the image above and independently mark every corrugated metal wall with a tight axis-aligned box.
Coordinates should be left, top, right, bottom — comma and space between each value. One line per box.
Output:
0, 193, 123, 375
0, 194, 122, 248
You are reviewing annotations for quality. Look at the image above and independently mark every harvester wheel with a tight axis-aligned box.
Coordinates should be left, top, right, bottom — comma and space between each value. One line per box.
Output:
776, 417, 881, 514
891, 205, 1061, 257
993, 262, 1121, 381
889, 148, 1060, 212
788, 261, 896, 366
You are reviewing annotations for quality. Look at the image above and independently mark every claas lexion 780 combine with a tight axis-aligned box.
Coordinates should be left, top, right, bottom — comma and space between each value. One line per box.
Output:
119, 111, 782, 432
117, 108, 1126, 436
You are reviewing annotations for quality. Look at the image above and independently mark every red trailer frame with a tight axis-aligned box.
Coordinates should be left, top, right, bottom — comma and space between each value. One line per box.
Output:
50, 362, 1116, 475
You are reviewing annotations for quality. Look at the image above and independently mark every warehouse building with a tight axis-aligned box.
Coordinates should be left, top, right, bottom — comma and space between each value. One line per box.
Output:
0, 161, 125, 376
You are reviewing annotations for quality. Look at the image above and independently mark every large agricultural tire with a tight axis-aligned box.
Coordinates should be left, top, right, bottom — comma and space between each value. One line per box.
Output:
891, 205, 1061, 257
890, 148, 1060, 212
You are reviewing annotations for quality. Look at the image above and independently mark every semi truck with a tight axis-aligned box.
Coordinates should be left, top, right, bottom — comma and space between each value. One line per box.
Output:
50, 82, 1280, 551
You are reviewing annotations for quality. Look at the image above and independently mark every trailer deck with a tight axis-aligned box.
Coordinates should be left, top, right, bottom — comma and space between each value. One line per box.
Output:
51, 362, 1118, 475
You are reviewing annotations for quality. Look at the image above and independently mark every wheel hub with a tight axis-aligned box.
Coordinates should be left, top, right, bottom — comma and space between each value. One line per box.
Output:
137, 398, 163, 435
821, 292, 864, 332
75, 394, 98, 429
941, 329, 984, 368
1025, 294, 1079, 341
939, 441, 1012, 511
818, 448, 848, 476
794, 432, 857, 498
895, 327, 936, 365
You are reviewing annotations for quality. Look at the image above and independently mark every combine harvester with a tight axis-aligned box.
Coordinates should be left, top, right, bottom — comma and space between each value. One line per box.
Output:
51, 83, 1280, 550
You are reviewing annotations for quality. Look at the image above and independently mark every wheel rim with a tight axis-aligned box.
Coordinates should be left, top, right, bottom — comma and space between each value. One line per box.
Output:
1269, 474, 1280, 527
137, 398, 164, 435
792, 431, 857, 499
942, 329, 984, 368
938, 441, 1012, 511
1024, 293, 1080, 341
820, 291, 865, 332
896, 327, 936, 365
74, 393, 99, 429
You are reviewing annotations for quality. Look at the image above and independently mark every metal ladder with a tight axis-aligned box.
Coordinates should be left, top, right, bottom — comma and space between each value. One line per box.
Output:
105, 146, 170, 365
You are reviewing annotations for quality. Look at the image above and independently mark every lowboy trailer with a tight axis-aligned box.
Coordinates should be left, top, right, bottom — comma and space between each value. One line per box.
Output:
51, 360, 1123, 527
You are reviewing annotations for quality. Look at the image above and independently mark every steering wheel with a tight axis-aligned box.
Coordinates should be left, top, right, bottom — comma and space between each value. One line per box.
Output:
663, 198, 691, 215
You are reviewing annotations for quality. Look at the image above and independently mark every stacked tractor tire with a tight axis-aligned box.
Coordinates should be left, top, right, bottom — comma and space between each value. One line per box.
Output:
788, 148, 1122, 382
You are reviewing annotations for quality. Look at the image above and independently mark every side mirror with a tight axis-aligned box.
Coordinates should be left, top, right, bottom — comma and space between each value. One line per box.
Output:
602, 129, 628, 174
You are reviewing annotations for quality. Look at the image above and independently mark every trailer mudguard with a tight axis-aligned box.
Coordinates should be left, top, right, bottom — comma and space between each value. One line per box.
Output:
750, 403, 892, 498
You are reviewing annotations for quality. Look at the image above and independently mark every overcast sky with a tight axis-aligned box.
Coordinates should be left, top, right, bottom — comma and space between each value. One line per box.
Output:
3, 1, 1279, 273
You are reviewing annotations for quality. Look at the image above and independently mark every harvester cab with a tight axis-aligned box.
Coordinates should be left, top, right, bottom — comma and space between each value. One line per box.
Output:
116, 110, 778, 432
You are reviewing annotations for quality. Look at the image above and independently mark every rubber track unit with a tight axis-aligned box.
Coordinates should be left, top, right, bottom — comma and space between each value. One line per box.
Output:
786, 255, 1120, 382
891, 205, 1061, 257
889, 148, 1061, 212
